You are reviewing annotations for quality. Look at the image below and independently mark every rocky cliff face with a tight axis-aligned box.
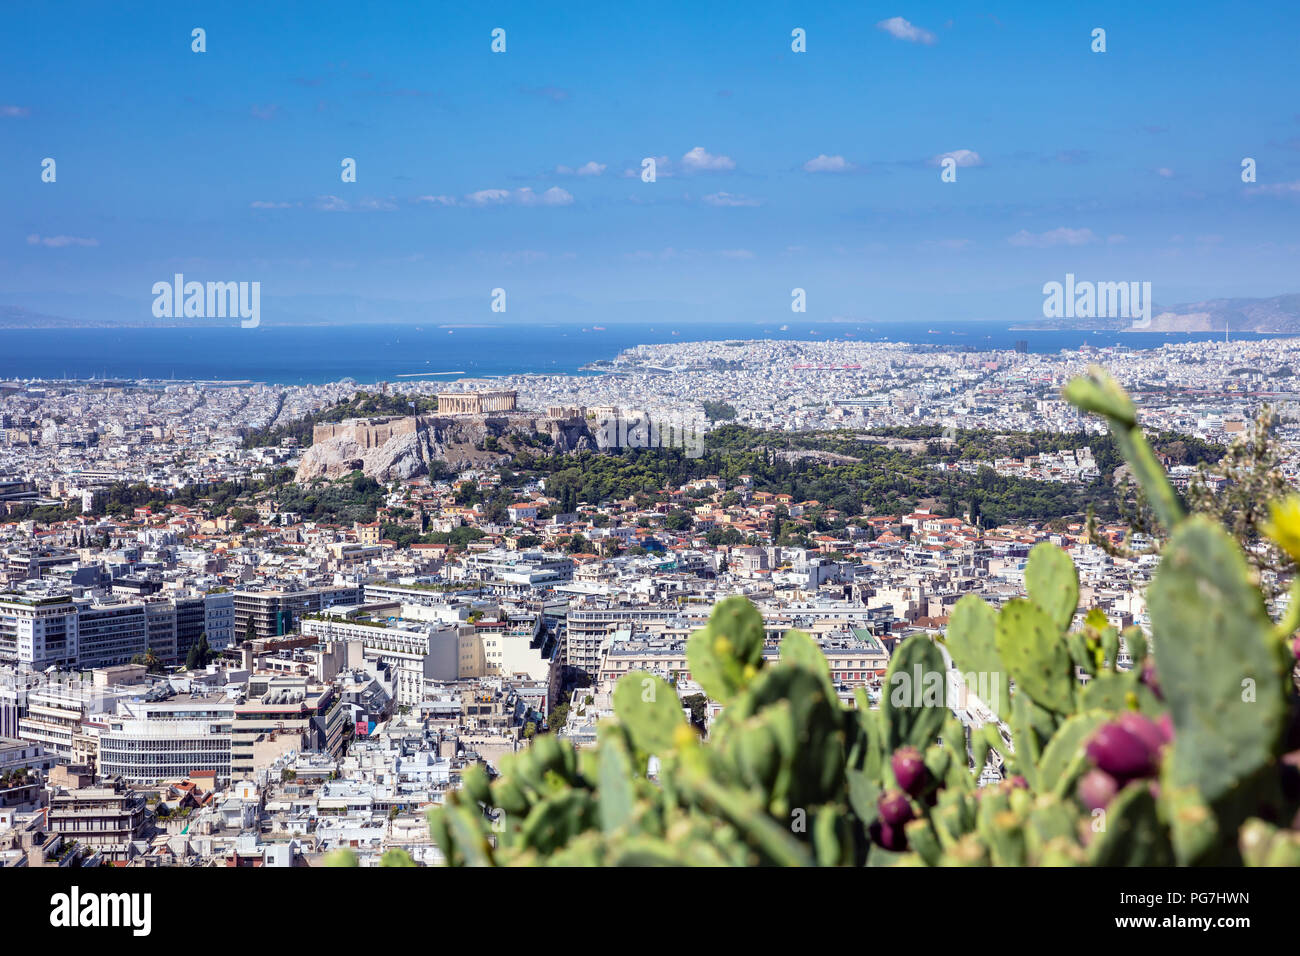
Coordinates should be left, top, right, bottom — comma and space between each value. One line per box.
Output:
294, 414, 598, 481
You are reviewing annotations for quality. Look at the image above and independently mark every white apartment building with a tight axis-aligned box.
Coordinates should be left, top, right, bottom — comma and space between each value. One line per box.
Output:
98, 693, 235, 785
301, 616, 461, 707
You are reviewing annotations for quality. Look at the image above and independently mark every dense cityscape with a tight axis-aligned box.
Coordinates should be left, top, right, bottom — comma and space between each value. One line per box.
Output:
0, 333, 1295, 867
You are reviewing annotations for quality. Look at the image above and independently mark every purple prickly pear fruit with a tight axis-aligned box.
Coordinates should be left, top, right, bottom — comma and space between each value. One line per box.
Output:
1292, 636, 1300, 659
1086, 723, 1157, 781
1077, 768, 1118, 811
891, 746, 927, 797
877, 790, 914, 828
871, 820, 908, 852
1156, 712, 1174, 744
1141, 659, 1163, 700
1008, 775, 1028, 790
1117, 712, 1167, 757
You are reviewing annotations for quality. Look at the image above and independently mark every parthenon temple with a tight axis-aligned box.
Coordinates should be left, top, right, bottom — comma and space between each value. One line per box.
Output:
436, 389, 518, 414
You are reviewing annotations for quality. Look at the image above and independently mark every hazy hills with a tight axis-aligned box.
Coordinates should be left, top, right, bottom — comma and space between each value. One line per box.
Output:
1026, 294, 1300, 333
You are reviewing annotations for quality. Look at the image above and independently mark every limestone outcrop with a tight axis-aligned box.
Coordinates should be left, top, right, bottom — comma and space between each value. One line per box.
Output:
294, 414, 597, 481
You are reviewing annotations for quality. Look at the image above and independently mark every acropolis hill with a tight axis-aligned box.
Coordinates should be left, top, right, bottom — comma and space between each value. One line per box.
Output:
295, 392, 596, 481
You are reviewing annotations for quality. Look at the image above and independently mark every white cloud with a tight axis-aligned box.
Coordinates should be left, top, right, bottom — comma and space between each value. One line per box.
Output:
26, 234, 98, 248
1156, 167, 1175, 178
1247, 180, 1300, 197
0, 105, 30, 118
929, 149, 982, 167
465, 189, 512, 206
681, 146, 736, 172
557, 161, 606, 176
876, 17, 937, 45
309, 196, 395, 212
1007, 227, 1098, 247
703, 192, 761, 207
803, 154, 855, 173
466, 187, 574, 207
250, 200, 293, 209
719, 249, 755, 259
415, 195, 458, 206
524, 186, 574, 206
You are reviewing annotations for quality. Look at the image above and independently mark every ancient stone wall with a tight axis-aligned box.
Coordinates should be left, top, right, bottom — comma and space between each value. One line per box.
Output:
311, 416, 420, 449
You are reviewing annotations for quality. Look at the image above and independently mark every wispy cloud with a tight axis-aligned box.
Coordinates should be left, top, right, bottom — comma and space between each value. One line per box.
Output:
681, 146, 736, 173
703, 192, 761, 207
1247, 180, 1300, 197
0, 105, 30, 118
929, 149, 982, 167
1007, 227, 1098, 247
803, 154, 856, 173
464, 186, 575, 207
26, 234, 99, 248
877, 17, 937, 45
556, 161, 606, 177
1155, 167, 1175, 178
312, 196, 397, 212
250, 104, 281, 121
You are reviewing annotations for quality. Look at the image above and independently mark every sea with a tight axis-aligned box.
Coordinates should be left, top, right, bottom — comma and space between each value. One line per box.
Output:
0, 321, 1292, 385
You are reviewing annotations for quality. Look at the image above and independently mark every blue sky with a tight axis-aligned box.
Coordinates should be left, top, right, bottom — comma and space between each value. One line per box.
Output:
3, 0, 1300, 326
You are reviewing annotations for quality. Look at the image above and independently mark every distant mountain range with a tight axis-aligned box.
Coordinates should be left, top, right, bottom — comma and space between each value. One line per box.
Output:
1025, 294, 1300, 333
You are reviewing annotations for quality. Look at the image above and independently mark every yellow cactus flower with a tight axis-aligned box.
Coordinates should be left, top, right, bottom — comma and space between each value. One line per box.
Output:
1264, 496, 1300, 563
